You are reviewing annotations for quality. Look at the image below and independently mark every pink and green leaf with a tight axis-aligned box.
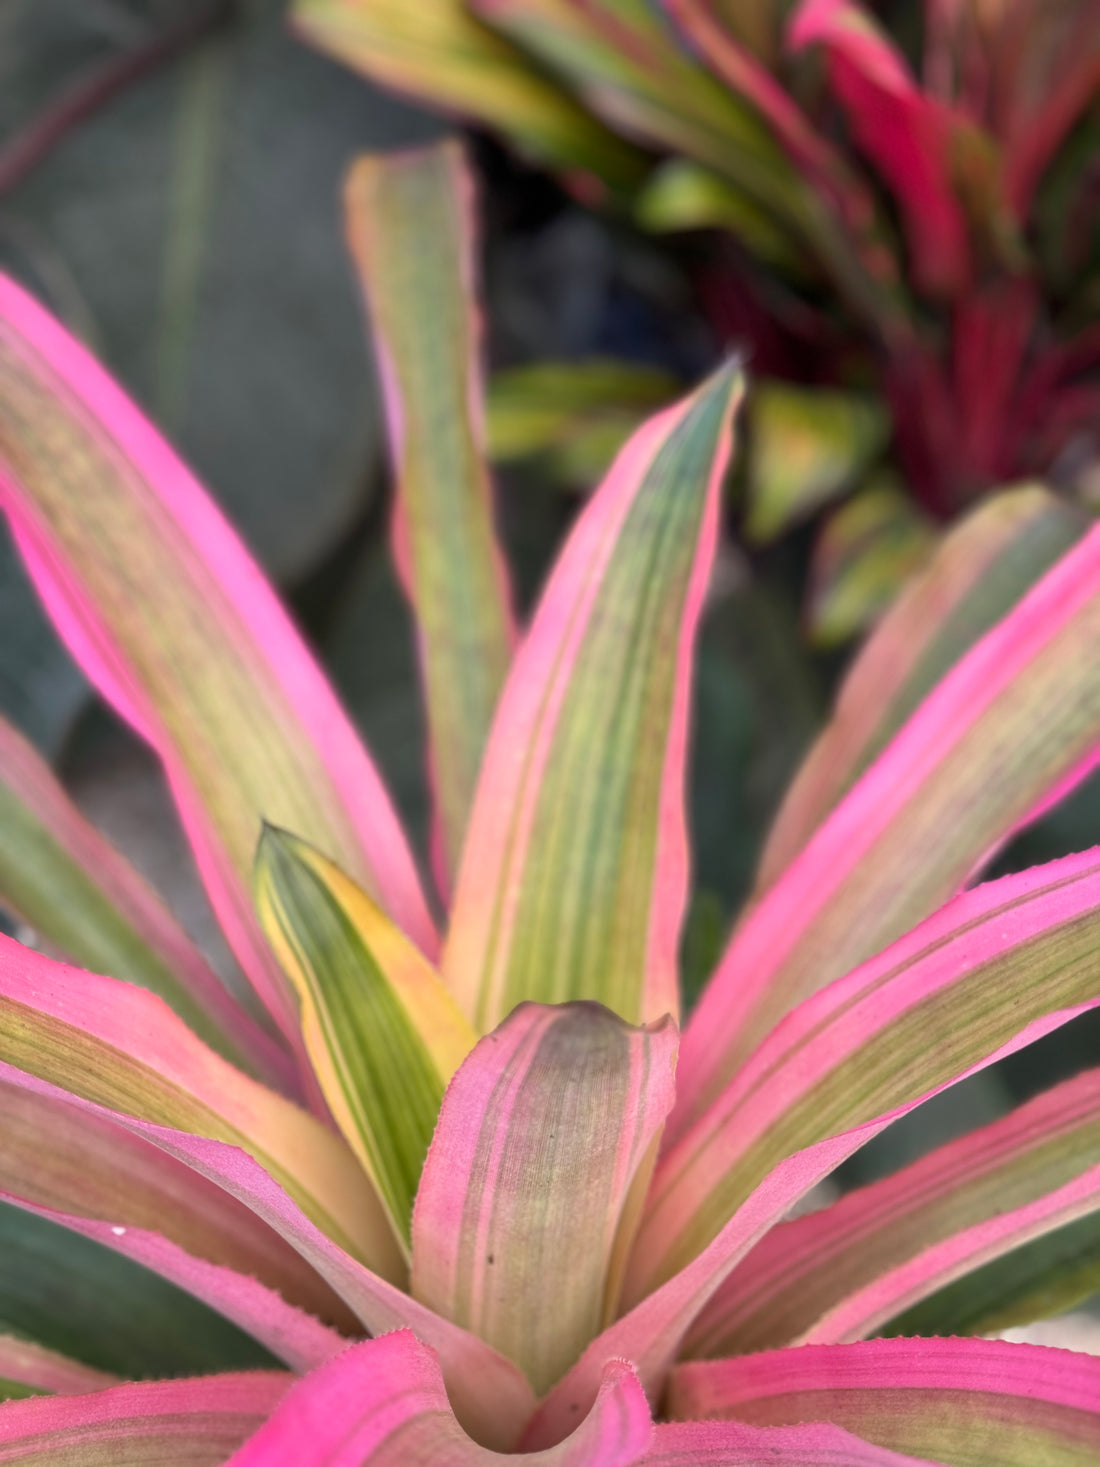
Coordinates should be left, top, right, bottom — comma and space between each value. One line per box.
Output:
254, 827, 475, 1247
444, 362, 744, 1030
889, 1209, 1100, 1341
411, 1002, 677, 1395
524, 850, 1100, 1444
643, 1419, 940, 1465
676, 519, 1100, 1127
0, 935, 402, 1284
686, 1067, 1100, 1355
0, 1339, 115, 1402
0, 1371, 290, 1465
229, 1331, 651, 1464
0, 713, 286, 1086
0, 273, 435, 1052
671, 1337, 1100, 1466
290, 0, 647, 192
0, 1058, 358, 1338
789, 0, 973, 297
344, 142, 515, 892
757, 486, 1087, 888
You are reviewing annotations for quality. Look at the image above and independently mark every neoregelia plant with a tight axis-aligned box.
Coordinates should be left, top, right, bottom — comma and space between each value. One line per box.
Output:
0, 139, 1097, 1463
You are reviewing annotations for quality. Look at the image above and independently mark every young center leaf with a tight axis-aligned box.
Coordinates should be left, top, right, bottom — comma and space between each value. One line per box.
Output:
255, 826, 476, 1247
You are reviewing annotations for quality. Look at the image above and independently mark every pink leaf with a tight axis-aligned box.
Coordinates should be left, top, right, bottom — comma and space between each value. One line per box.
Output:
670, 1337, 1100, 1462
228, 1331, 652, 1464
643, 1418, 939, 1465
0, 1372, 291, 1463
687, 1066, 1100, 1355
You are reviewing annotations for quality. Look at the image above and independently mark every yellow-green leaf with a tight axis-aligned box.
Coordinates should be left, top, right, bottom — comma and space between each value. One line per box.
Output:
255, 827, 476, 1246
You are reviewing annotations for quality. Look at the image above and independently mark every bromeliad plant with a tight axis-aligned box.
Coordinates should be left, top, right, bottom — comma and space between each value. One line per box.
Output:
0, 139, 1099, 1463
293, 0, 1100, 579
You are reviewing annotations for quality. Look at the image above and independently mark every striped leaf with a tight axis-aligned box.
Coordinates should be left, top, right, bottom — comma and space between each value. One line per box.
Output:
345, 143, 515, 892
444, 363, 744, 1030
411, 1002, 677, 1395
686, 1067, 1100, 1355
524, 851, 1100, 1446
0, 713, 285, 1085
676, 519, 1100, 1132
758, 486, 1086, 888
0, 1339, 115, 1400
255, 827, 475, 1247
0, 935, 402, 1285
0, 273, 435, 1056
0, 1373, 290, 1466
671, 1338, 1100, 1466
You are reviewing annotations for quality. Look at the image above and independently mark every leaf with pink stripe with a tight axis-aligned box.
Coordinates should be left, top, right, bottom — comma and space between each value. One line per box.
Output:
686, 1067, 1100, 1356
0, 1338, 116, 1402
412, 1001, 677, 1396
671, 1338, 1100, 1466
523, 850, 1100, 1446
0, 934, 400, 1285
228, 1331, 652, 1464
643, 1419, 940, 1465
0, 273, 435, 1053
445, 362, 743, 1030
756, 486, 1086, 892
677, 516, 1100, 1132
0, 1371, 290, 1465
345, 141, 515, 894
0, 712, 286, 1086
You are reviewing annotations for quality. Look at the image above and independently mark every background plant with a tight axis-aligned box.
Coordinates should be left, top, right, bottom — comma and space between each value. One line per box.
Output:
294, 0, 1100, 640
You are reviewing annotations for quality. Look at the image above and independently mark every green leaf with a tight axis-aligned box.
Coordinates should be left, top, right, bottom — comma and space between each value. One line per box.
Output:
0, 1204, 277, 1379
744, 380, 889, 544
255, 827, 476, 1245
807, 475, 935, 645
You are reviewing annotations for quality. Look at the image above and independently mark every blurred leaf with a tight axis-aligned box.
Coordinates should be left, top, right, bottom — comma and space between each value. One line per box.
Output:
292, 0, 648, 193
808, 474, 936, 646
0, 1203, 278, 1379
0, 525, 84, 755
679, 887, 727, 1013
488, 357, 680, 487
744, 379, 889, 544
636, 160, 810, 274
2, 0, 443, 585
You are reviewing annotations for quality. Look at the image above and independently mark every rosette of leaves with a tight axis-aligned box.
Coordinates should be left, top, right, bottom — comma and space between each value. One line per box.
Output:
0, 140, 1097, 1462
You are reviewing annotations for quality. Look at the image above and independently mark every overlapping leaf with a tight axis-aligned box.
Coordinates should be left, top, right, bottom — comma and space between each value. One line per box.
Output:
676, 520, 1100, 1125
0, 713, 282, 1083
671, 1338, 1100, 1465
255, 827, 475, 1248
0, 274, 435, 1053
686, 1067, 1100, 1354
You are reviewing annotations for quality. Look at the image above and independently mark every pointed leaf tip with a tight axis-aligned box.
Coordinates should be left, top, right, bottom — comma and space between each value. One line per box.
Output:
444, 361, 744, 1032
